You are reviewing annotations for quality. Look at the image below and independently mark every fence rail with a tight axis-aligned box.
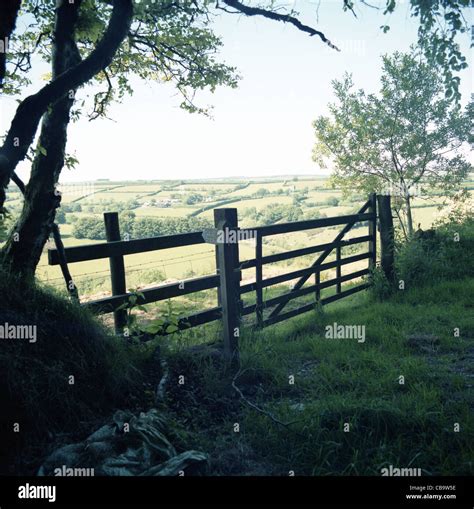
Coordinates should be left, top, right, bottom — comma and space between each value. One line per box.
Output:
48, 193, 394, 360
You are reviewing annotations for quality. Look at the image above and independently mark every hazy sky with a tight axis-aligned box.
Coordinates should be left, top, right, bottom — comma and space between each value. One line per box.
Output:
1, 1, 472, 183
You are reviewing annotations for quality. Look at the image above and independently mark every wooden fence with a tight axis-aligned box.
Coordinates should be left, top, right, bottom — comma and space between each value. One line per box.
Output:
48, 194, 394, 360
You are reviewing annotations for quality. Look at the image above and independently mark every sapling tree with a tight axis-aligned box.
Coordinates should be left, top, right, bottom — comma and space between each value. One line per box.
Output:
313, 51, 473, 237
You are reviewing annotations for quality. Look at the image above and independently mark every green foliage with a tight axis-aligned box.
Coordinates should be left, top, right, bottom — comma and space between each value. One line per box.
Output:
241, 203, 304, 225
313, 50, 473, 233
396, 217, 474, 287
118, 210, 136, 237
133, 216, 213, 238
325, 196, 340, 207
118, 292, 183, 339
8, 0, 239, 118
72, 216, 108, 240
409, 0, 470, 102
0, 212, 9, 242
368, 266, 393, 301
62, 203, 82, 213
72, 214, 213, 240
185, 193, 204, 205
55, 209, 66, 224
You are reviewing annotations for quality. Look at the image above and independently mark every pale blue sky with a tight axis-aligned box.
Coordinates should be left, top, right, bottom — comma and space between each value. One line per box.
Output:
1, 0, 472, 182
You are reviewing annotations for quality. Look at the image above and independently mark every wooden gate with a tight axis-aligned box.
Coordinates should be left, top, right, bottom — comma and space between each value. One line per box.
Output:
237, 193, 377, 328
48, 193, 394, 361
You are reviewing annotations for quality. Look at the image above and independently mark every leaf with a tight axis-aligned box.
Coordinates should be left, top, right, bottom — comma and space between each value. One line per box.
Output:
144, 324, 163, 334
166, 324, 179, 334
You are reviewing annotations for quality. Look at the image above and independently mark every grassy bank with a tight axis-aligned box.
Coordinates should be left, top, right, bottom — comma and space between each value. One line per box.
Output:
164, 277, 474, 475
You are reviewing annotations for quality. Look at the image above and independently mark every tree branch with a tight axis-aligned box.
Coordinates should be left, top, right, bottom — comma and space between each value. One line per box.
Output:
232, 368, 300, 429
220, 0, 340, 51
0, 0, 134, 214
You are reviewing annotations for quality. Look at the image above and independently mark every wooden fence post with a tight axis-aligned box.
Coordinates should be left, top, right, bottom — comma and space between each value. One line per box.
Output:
214, 208, 241, 363
336, 245, 342, 293
315, 271, 321, 304
51, 223, 79, 302
215, 244, 222, 307
104, 212, 127, 334
255, 232, 263, 328
377, 195, 395, 283
368, 193, 377, 272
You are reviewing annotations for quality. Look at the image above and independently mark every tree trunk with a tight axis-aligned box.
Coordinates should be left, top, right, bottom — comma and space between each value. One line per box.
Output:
405, 194, 414, 238
0, 0, 21, 88
0, 0, 81, 278
1, 99, 75, 277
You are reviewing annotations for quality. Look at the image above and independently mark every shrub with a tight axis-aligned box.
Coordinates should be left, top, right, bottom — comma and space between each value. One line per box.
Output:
55, 209, 66, 224
396, 217, 474, 287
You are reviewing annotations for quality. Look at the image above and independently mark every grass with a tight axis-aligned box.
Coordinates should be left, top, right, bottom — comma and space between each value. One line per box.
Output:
163, 277, 474, 475
0, 269, 152, 475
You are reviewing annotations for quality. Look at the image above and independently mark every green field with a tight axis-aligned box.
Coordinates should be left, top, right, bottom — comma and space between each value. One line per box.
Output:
3, 176, 472, 302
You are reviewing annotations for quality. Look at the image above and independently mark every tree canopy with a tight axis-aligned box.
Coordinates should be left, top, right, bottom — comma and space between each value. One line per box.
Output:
313, 50, 473, 237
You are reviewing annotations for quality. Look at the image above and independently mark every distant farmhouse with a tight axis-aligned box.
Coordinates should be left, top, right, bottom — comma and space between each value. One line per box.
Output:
141, 198, 181, 208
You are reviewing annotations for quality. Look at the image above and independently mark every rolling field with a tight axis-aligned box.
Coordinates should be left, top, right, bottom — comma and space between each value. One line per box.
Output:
80, 191, 153, 202
4, 176, 472, 303
412, 206, 441, 228
199, 195, 295, 219
178, 183, 237, 192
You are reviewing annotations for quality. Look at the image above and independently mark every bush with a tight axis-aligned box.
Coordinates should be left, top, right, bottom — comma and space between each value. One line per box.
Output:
0, 214, 9, 242
72, 216, 107, 239
185, 193, 204, 205
55, 209, 66, 224
396, 217, 474, 287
